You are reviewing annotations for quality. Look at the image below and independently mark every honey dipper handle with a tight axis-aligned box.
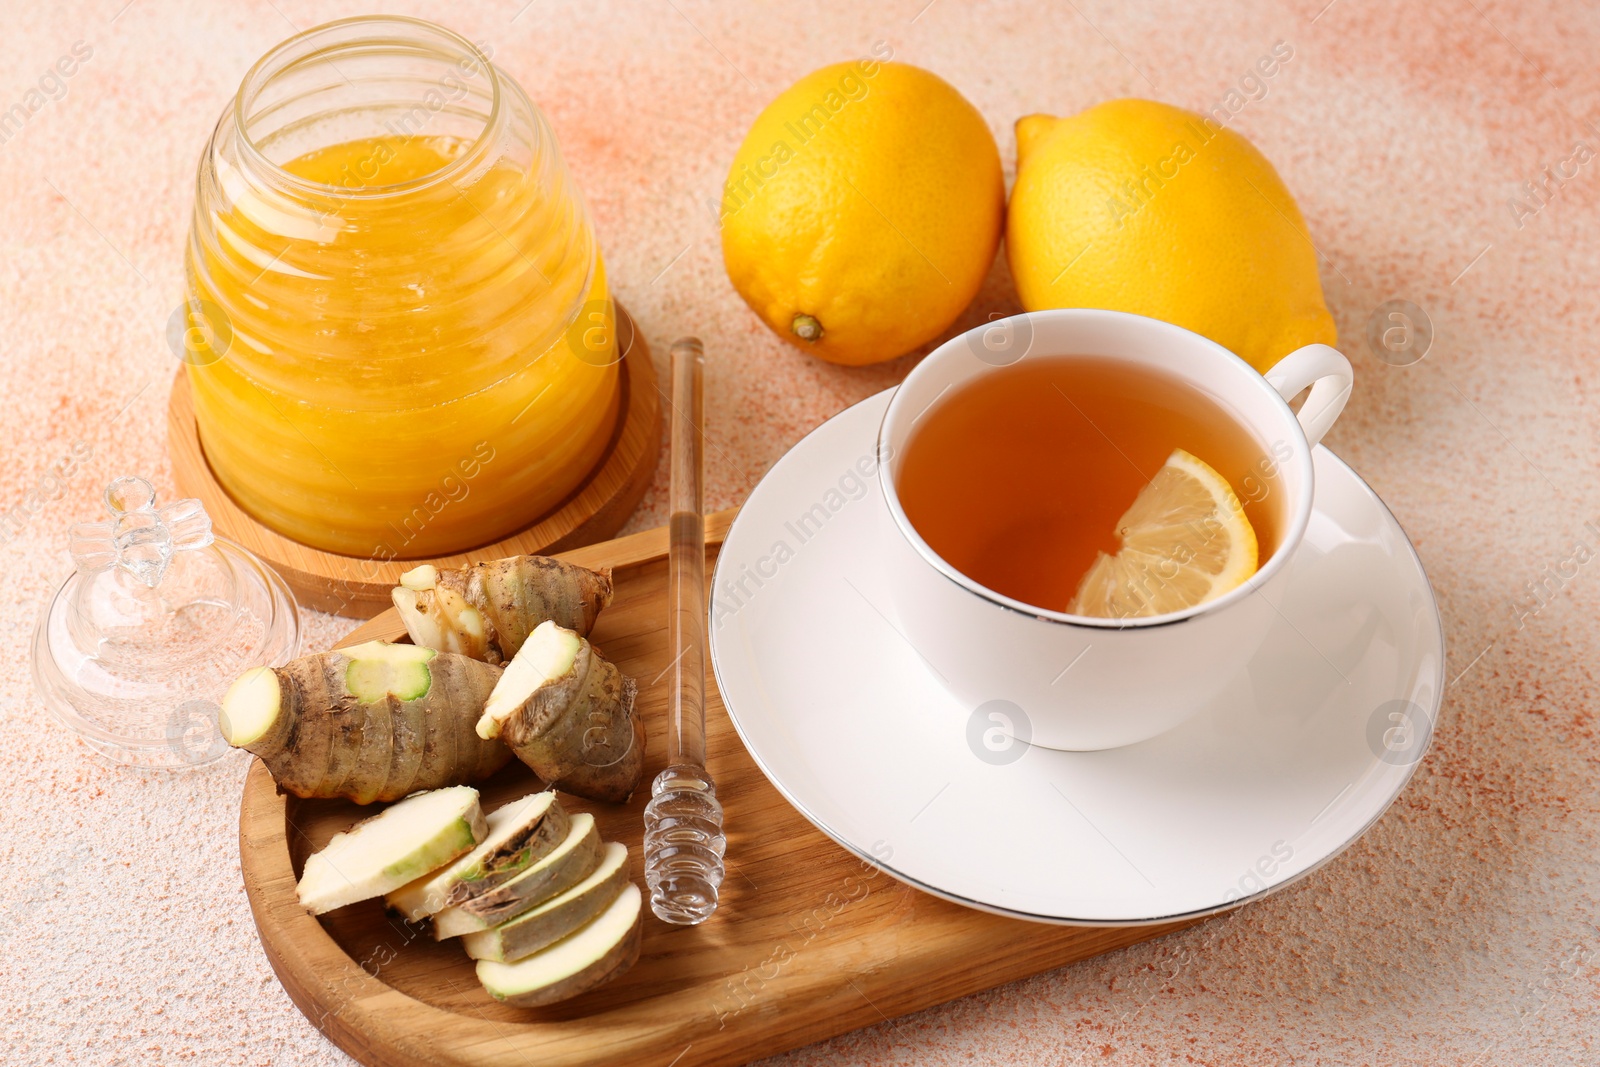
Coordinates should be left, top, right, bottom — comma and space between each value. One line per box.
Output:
644, 338, 726, 925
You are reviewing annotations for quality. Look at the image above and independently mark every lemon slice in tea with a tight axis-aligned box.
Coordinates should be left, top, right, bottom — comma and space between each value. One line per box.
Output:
1069, 449, 1259, 619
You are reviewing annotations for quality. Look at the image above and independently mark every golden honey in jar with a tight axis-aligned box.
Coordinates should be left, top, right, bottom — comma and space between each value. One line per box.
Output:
182, 16, 620, 559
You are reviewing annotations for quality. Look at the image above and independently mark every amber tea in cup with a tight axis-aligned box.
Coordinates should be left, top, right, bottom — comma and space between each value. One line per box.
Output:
894, 355, 1288, 615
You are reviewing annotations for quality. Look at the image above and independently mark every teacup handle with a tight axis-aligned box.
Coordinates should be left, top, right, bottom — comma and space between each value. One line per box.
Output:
1263, 344, 1353, 449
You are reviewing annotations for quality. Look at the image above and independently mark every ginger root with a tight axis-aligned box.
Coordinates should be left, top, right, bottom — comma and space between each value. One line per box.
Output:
392, 556, 613, 665
220, 641, 511, 804
477, 621, 645, 804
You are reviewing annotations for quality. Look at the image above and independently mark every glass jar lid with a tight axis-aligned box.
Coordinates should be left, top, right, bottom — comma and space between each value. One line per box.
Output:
31, 477, 300, 768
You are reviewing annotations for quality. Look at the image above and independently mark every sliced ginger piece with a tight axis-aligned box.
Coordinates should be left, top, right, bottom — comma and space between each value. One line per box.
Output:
385, 791, 570, 921
475, 882, 643, 1006
296, 786, 487, 915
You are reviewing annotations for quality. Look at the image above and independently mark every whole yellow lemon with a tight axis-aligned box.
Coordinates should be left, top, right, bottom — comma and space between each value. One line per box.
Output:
1006, 98, 1336, 375
720, 60, 1004, 366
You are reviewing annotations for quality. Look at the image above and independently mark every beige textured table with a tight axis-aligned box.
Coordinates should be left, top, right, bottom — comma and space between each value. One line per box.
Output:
2, 1, 1596, 1064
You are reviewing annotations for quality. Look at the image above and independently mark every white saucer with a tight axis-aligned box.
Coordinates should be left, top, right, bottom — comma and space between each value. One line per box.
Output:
709, 390, 1444, 925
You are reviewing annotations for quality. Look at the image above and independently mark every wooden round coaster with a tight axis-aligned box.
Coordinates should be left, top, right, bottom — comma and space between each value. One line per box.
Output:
168, 305, 661, 618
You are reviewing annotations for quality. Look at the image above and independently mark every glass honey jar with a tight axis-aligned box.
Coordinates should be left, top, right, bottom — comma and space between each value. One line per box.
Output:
181, 16, 619, 559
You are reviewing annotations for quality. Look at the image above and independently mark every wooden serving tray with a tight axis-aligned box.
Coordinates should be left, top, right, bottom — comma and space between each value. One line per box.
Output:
171, 304, 661, 618
239, 513, 1194, 1067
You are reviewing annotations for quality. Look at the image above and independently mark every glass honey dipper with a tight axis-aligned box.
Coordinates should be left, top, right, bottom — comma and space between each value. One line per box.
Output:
643, 339, 727, 925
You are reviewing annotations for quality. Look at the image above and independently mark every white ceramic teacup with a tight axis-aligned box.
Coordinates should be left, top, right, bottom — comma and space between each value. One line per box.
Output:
877, 309, 1353, 751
